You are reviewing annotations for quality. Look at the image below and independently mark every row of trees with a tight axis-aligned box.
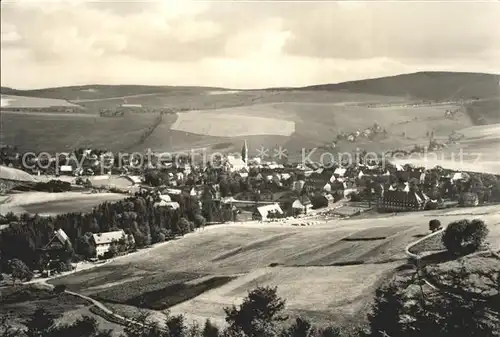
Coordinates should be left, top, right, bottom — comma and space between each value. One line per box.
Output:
0, 191, 205, 272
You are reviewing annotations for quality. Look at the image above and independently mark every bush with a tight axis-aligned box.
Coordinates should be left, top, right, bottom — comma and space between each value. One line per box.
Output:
311, 194, 329, 209
429, 219, 442, 232
442, 219, 489, 255
53, 284, 66, 294
463, 219, 489, 250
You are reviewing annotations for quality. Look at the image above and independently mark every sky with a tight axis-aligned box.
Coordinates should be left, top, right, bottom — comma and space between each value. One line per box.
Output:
1, 0, 499, 89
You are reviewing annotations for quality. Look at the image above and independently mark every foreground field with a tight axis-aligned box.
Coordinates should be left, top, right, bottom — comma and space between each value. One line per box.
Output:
50, 205, 500, 326
0, 191, 127, 215
0, 284, 123, 336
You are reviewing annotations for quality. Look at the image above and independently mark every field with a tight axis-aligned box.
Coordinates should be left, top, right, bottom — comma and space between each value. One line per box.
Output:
0, 111, 160, 153
1, 94, 79, 108
1, 77, 482, 157
171, 110, 296, 137
392, 123, 500, 174
139, 99, 470, 159
0, 191, 128, 215
50, 205, 500, 327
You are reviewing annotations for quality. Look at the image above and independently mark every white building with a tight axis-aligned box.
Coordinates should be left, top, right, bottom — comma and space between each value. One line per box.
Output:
226, 155, 248, 172
91, 230, 131, 258
256, 203, 283, 221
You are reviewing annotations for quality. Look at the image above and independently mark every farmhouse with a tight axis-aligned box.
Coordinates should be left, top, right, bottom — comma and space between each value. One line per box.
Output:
37, 229, 72, 268
292, 196, 312, 215
44, 229, 71, 250
253, 203, 283, 221
91, 230, 132, 258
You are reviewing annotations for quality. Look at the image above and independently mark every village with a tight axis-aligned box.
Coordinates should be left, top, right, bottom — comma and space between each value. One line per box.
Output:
1, 135, 500, 281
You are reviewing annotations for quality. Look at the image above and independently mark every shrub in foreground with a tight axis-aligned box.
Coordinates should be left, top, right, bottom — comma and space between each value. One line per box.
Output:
442, 219, 489, 255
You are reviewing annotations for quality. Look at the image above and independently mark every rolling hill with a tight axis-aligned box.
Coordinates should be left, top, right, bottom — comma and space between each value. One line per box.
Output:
1, 71, 499, 159
49, 206, 500, 327
300, 71, 500, 101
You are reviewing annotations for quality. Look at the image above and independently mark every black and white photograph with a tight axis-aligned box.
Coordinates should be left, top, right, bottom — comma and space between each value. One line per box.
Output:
0, 0, 499, 336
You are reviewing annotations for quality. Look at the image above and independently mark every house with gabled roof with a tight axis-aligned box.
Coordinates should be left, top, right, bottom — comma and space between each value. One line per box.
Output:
253, 203, 283, 221
44, 229, 71, 251
91, 230, 134, 258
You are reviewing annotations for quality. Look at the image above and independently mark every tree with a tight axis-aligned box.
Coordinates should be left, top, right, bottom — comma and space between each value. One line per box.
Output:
367, 279, 407, 337
224, 286, 287, 337
75, 234, 96, 259
176, 218, 192, 235
165, 314, 186, 337
24, 308, 58, 337
442, 219, 489, 255
463, 219, 489, 251
281, 317, 313, 337
52, 315, 113, 337
0, 314, 22, 337
194, 214, 206, 228
311, 195, 328, 209
121, 313, 166, 337
202, 320, 219, 337
10, 258, 33, 285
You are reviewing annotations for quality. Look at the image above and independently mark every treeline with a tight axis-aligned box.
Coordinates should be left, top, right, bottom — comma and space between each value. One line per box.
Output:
0, 191, 205, 271
14, 180, 72, 193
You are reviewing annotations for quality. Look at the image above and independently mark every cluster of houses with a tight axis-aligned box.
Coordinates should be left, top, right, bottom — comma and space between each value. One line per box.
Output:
39, 228, 134, 274
335, 123, 387, 143
3, 139, 499, 223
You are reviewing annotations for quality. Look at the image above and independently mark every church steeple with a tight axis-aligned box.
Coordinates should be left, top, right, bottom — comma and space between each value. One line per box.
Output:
241, 140, 248, 163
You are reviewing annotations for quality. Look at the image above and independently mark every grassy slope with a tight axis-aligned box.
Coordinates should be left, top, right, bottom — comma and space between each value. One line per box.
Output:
49, 206, 500, 326
0, 112, 160, 153
393, 123, 500, 175
300, 72, 500, 101
0, 191, 128, 215
1, 85, 222, 101
2, 72, 498, 154
0, 284, 124, 336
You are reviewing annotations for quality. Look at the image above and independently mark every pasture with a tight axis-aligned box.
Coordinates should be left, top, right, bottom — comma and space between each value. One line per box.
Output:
138, 99, 470, 158
0, 111, 160, 153
1, 86, 478, 158
50, 205, 500, 326
171, 110, 296, 137
392, 123, 500, 174
0, 191, 127, 215
0, 94, 79, 108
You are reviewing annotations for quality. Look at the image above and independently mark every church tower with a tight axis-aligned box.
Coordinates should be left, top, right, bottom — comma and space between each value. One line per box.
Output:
241, 140, 248, 163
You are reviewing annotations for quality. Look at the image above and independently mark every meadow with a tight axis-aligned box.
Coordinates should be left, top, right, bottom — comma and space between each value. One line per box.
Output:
1, 94, 79, 108
0, 191, 128, 215
0, 85, 479, 159
392, 123, 500, 174
0, 111, 160, 153
50, 206, 500, 327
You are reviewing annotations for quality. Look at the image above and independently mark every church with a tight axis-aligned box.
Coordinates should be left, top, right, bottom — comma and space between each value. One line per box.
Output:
225, 140, 249, 172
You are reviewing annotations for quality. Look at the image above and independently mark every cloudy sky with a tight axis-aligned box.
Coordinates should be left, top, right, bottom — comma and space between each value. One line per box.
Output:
1, 0, 499, 89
